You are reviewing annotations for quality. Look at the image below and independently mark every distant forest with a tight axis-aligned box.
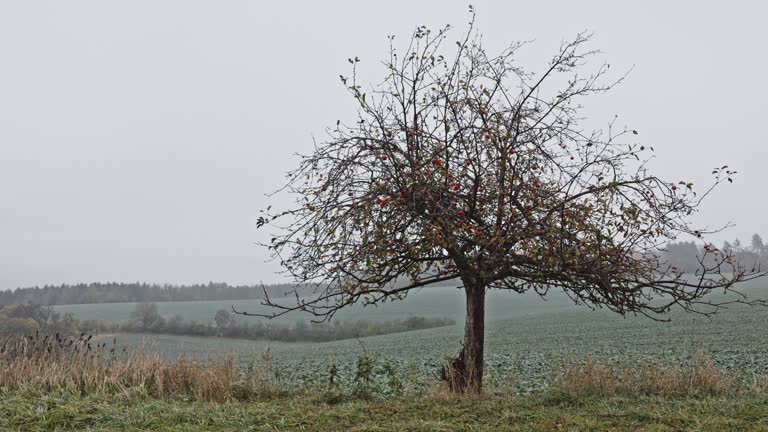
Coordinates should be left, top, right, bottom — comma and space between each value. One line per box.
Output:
661, 233, 768, 273
3, 234, 764, 307
0, 282, 317, 306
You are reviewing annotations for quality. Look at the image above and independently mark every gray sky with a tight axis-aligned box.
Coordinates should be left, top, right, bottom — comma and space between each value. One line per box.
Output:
1, 1, 765, 289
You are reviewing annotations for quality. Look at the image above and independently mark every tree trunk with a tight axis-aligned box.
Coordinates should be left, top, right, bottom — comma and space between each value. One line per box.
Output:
446, 282, 486, 394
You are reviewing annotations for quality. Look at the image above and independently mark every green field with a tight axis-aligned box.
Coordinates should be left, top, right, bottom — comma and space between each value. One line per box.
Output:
54, 284, 578, 324
56, 280, 767, 394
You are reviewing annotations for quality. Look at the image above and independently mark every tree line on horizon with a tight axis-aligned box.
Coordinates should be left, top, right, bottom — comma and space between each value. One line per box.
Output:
97, 303, 455, 343
0, 303, 455, 343
2, 232, 763, 309
0, 278, 460, 307
661, 233, 768, 274
0, 282, 317, 306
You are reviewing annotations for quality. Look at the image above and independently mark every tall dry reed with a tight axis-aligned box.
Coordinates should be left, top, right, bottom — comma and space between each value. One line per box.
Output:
552, 355, 744, 397
0, 332, 276, 402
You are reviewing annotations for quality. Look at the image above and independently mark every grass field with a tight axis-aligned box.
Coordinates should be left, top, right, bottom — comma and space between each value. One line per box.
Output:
54, 283, 578, 324
56, 280, 768, 394
2, 392, 767, 431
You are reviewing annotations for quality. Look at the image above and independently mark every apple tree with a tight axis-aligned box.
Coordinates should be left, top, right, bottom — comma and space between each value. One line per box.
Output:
247, 12, 764, 393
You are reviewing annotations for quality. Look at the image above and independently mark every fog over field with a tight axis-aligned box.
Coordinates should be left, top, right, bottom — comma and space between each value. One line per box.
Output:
4, 4, 768, 429
1, 1, 767, 290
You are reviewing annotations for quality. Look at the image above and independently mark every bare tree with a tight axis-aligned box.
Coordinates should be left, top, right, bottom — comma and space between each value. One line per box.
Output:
752, 234, 765, 257
214, 309, 232, 332
130, 302, 160, 332
245, 10, 764, 393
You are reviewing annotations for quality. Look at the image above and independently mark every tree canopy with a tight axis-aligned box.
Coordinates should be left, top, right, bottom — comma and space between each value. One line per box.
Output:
251, 10, 764, 392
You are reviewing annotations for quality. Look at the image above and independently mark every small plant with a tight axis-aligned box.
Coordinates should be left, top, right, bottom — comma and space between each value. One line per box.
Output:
380, 362, 404, 397
352, 355, 377, 400
317, 362, 345, 404
328, 363, 338, 386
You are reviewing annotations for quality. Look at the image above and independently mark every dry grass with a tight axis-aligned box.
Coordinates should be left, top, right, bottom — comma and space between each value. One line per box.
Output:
552, 355, 746, 397
4, 332, 767, 407
0, 333, 276, 402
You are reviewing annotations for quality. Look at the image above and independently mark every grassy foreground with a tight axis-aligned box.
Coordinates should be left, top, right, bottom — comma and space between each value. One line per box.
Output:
2, 392, 767, 431
3, 332, 768, 431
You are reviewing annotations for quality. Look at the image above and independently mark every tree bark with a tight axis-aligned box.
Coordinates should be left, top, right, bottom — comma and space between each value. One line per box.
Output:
453, 282, 486, 393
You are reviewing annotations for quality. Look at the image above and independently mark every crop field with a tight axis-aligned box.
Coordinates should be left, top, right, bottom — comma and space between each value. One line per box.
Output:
65, 280, 768, 394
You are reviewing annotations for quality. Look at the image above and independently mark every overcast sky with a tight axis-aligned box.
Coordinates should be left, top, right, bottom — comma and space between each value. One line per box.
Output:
0, 1, 765, 289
